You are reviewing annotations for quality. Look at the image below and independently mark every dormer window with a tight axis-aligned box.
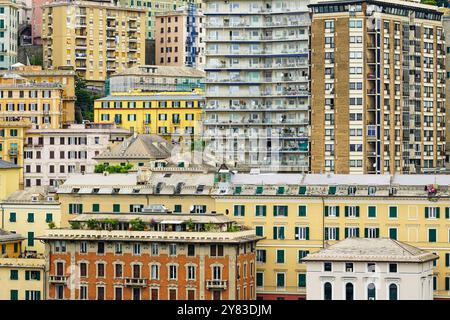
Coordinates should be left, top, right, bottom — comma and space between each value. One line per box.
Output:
298, 186, 307, 195
277, 186, 285, 195
234, 186, 242, 195
368, 186, 376, 196
47, 196, 54, 201
196, 185, 205, 194
31, 196, 38, 202
132, 188, 140, 194
256, 186, 263, 195
92, 188, 99, 194
389, 187, 397, 196
163, 173, 172, 178
112, 188, 120, 194
348, 186, 356, 195
72, 188, 80, 193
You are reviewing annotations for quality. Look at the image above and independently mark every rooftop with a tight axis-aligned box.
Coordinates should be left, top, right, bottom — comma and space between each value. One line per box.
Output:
309, 0, 440, 11
302, 238, 438, 263
93, 134, 172, 160
111, 65, 205, 78
0, 229, 26, 244
0, 160, 20, 169
26, 123, 131, 135
3, 186, 58, 204
0, 258, 45, 268
96, 92, 205, 102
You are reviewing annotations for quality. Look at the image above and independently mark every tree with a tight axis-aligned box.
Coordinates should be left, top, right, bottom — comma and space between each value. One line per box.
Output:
75, 76, 102, 123
421, 0, 438, 5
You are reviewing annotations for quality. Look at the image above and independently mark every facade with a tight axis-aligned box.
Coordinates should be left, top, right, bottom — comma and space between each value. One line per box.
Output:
0, 0, 19, 70
117, 0, 203, 40
0, 159, 20, 200
303, 238, 438, 300
42, 1, 146, 86
203, 0, 311, 172
108, 65, 205, 94
93, 90, 204, 139
93, 133, 172, 168
38, 210, 261, 300
0, 64, 77, 124
23, 123, 130, 187
310, 0, 446, 174
55, 169, 450, 299
0, 82, 66, 129
443, 10, 450, 167
0, 187, 61, 254
155, 6, 205, 69
0, 229, 24, 257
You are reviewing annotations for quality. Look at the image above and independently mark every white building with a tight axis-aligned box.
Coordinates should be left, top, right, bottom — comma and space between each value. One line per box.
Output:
23, 123, 131, 187
203, 0, 310, 171
0, 0, 19, 70
303, 238, 438, 300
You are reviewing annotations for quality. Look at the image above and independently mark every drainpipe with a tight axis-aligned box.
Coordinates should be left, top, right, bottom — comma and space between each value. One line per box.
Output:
321, 196, 325, 249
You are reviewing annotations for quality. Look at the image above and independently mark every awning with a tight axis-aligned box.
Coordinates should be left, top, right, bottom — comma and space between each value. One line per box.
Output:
160, 220, 184, 224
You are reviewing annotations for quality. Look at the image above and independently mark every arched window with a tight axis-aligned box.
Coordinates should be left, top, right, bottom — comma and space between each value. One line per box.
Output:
389, 283, 398, 300
324, 282, 332, 300
345, 283, 354, 300
367, 283, 376, 300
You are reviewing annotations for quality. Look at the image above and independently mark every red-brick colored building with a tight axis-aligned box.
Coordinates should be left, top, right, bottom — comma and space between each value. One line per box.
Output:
38, 209, 262, 300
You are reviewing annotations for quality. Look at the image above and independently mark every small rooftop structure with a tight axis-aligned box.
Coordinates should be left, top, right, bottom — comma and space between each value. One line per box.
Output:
0, 229, 26, 244
302, 238, 438, 263
0, 160, 20, 169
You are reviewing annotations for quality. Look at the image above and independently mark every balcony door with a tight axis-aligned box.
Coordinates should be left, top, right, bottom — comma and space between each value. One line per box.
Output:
213, 290, 221, 300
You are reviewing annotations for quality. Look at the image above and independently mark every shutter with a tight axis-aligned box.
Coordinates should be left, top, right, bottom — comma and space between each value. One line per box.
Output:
306, 227, 310, 240
425, 207, 429, 218
263, 206, 266, 216
130, 205, 134, 212
356, 228, 360, 237
242, 206, 245, 216
446, 277, 450, 291
376, 228, 380, 238
273, 206, 277, 216
345, 206, 349, 217
80, 204, 83, 214
336, 228, 340, 240
325, 227, 329, 240
446, 208, 450, 219
37, 291, 41, 300
364, 228, 368, 238
25, 271, 30, 280
69, 204, 73, 214
325, 206, 329, 217
295, 227, 299, 240
437, 207, 440, 218
345, 228, 348, 238
284, 206, 288, 217
446, 254, 450, 267
274, 227, 278, 240
356, 206, 360, 217
336, 206, 340, 217
25, 291, 29, 300
36, 271, 40, 281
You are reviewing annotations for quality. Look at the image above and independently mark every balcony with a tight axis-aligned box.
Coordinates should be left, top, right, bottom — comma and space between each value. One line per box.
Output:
49, 275, 69, 284
8, 149, 18, 156
124, 278, 147, 287
206, 280, 227, 290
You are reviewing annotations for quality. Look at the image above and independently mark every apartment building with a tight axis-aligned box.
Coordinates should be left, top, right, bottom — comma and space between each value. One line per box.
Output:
310, 0, 446, 174
93, 90, 204, 139
0, 159, 20, 200
117, 0, 203, 40
55, 166, 450, 299
108, 65, 205, 93
42, 1, 146, 87
442, 10, 450, 166
23, 123, 130, 187
203, 0, 311, 172
0, 230, 45, 300
0, 82, 66, 129
155, 6, 205, 69
0, 187, 61, 254
38, 209, 261, 300
0, 64, 77, 124
0, 0, 19, 70
304, 238, 437, 300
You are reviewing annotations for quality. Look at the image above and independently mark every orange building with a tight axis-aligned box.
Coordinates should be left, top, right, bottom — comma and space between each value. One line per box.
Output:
38, 207, 262, 300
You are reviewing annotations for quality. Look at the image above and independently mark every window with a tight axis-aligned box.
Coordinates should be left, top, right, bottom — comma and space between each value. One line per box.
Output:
151, 265, 159, 280
46, 213, 53, 223
169, 244, 177, 256
187, 266, 196, 280
345, 263, 354, 272
298, 250, 309, 263
256, 272, 264, 287
425, 207, 440, 219
389, 264, 397, 273
367, 263, 376, 272
298, 205, 307, 217
210, 245, 224, 257
256, 250, 266, 263
133, 243, 141, 255
234, 205, 245, 216
27, 213, 34, 223
345, 206, 359, 217
187, 245, 195, 256
97, 263, 105, 278
298, 274, 306, 288
273, 226, 285, 240
80, 263, 88, 277
429, 229, 437, 242
276, 250, 285, 263
389, 284, 398, 300
9, 212, 16, 222
389, 206, 398, 218
255, 205, 266, 216
345, 283, 354, 300
324, 262, 332, 272
97, 242, 105, 254
115, 243, 122, 255
294, 226, 309, 240
324, 282, 332, 300
325, 206, 339, 217
92, 204, 100, 212
367, 283, 376, 300
27, 232, 34, 247
365, 228, 380, 238
274, 206, 288, 216
169, 265, 177, 280
10, 270, 18, 280
10, 290, 18, 300
276, 273, 285, 288
255, 226, 264, 237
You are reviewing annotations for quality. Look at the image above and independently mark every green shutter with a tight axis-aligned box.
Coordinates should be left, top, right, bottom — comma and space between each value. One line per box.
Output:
298, 274, 306, 287
263, 206, 266, 216
364, 228, 368, 238
273, 227, 277, 239
345, 228, 349, 238
446, 208, 450, 219
256, 226, 263, 237
336, 228, 340, 240
27, 232, 34, 247
356, 228, 360, 237
9, 212, 16, 222
345, 206, 349, 217
25, 291, 29, 300
305, 227, 310, 240
446, 253, 450, 267
389, 228, 397, 240
425, 207, 429, 218
437, 207, 440, 218
10, 290, 18, 300
25, 271, 30, 280
113, 204, 120, 212
336, 206, 340, 217
235, 186, 242, 194
92, 204, 100, 212
256, 273, 263, 287
446, 277, 450, 291
389, 207, 397, 218
356, 206, 360, 217
69, 204, 73, 214
299, 186, 306, 195
375, 228, 380, 238
325, 206, 329, 217
46, 213, 53, 223
277, 250, 284, 263
298, 206, 306, 217
36, 271, 41, 281
368, 206, 376, 218
325, 227, 329, 240
429, 229, 437, 242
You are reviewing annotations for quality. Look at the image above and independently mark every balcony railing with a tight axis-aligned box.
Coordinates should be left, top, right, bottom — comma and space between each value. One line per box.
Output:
49, 275, 69, 284
206, 280, 227, 290
124, 277, 147, 287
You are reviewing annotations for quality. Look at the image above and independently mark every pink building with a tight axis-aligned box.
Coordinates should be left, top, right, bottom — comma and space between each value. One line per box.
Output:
31, 0, 51, 45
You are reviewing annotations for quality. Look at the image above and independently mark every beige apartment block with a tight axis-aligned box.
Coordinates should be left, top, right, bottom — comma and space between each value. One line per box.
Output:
42, 1, 146, 86
310, 0, 446, 174
155, 7, 205, 69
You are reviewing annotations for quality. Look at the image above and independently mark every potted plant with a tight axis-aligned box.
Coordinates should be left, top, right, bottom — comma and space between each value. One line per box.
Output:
187, 219, 195, 232
70, 221, 81, 230
48, 221, 56, 229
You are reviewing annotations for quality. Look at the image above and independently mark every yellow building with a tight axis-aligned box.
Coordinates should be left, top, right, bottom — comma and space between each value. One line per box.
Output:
94, 90, 204, 140
0, 187, 61, 254
0, 65, 76, 124
0, 229, 45, 300
55, 168, 450, 300
42, 1, 146, 87
0, 160, 20, 201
